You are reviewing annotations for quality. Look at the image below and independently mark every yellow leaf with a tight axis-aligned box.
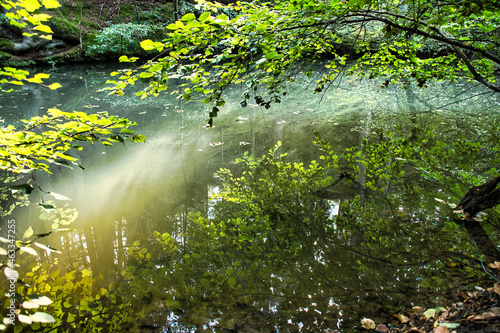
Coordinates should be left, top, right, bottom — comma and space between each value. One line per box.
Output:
23, 226, 34, 239
27, 73, 50, 83
48, 83, 62, 90
34, 24, 53, 34
31, 13, 52, 22
21, 0, 41, 12
41, 0, 60, 9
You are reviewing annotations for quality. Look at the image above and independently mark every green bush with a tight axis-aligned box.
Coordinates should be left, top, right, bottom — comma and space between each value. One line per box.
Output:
85, 23, 160, 59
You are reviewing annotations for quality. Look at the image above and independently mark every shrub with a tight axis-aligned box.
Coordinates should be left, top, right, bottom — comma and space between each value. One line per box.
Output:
85, 23, 159, 59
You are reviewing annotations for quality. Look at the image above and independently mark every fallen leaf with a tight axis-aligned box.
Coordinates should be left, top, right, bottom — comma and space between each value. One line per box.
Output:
488, 261, 500, 270
392, 313, 410, 323
470, 307, 500, 321
407, 306, 425, 315
433, 326, 449, 333
361, 318, 376, 330
375, 323, 389, 332
493, 283, 500, 296
423, 308, 437, 319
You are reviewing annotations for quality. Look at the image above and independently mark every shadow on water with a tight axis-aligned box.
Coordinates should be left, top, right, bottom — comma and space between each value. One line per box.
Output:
1, 63, 500, 332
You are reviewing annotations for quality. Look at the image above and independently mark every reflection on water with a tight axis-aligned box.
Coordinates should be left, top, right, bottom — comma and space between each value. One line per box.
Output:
1, 63, 500, 332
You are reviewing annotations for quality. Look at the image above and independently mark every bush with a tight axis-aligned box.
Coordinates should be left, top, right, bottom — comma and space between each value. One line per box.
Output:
85, 23, 161, 59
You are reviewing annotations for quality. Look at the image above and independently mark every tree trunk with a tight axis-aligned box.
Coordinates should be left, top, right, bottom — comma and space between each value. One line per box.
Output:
460, 219, 500, 262
455, 176, 500, 262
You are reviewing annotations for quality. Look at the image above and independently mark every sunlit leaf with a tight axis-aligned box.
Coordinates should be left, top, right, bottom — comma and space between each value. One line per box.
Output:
22, 0, 41, 12
22, 301, 39, 309
46, 192, 71, 201
47, 83, 62, 90
28, 295, 53, 306
52, 228, 74, 232
41, 0, 61, 9
23, 226, 33, 239
30, 312, 55, 323
20, 246, 38, 256
4, 268, 19, 280
34, 242, 62, 255
34, 24, 53, 34
17, 314, 32, 324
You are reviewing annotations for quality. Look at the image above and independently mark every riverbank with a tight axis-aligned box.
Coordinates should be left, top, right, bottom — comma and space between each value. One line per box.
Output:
356, 280, 499, 333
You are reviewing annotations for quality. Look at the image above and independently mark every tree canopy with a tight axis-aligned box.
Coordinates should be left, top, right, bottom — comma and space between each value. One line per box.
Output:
106, 0, 500, 124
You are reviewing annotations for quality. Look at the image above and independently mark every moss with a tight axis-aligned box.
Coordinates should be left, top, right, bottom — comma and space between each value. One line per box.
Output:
0, 58, 36, 68
0, 39, 14, 51
80, 20, 100, 32
0, 50, 12, 58
119, 4, 137, 22
49, 17, 81, 44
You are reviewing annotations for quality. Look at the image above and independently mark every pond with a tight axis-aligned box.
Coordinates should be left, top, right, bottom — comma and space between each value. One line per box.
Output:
1, 62, 500, 332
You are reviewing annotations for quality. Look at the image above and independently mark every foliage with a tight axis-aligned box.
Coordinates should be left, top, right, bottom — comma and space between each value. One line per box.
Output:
0, 203, 148, 332
85, 23, 161, 58
104, 0, 500, 124
0, 0, 60, 38
0, 2, 149, 329
113, 120, 497, 330
0, 108, 145, 174
0, 0, 61, 89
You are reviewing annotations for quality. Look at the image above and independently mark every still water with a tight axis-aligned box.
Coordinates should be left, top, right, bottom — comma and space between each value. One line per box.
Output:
1, 63, 500, 332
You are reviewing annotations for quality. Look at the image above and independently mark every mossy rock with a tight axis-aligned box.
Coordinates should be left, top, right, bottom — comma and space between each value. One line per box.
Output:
49, 17, 82, 44
0, 38, 14, 51
42, 45, 83, 64
0, 50, 12, 59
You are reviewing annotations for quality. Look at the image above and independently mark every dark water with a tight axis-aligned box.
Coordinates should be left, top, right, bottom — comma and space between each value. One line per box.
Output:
1, 63, 500, 332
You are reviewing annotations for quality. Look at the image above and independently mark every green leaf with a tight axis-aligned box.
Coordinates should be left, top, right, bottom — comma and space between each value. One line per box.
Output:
140, 39, 161, 51
217, 14, 228, 21
38, 203, 55, 213
10, 184, 34, 194
199, 12, 210, 21
182, 13, 196, 22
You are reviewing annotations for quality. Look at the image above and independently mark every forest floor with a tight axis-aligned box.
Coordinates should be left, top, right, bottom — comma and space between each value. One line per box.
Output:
367, 282, 500, 333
